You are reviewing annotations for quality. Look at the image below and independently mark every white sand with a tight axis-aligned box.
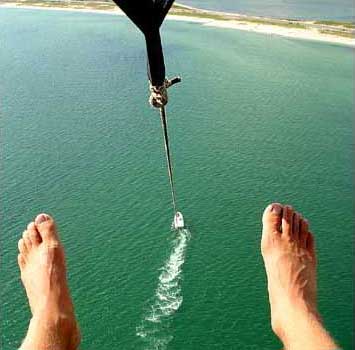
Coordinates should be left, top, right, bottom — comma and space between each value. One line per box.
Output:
1, 3, 354, 47
201, 19, 354, 47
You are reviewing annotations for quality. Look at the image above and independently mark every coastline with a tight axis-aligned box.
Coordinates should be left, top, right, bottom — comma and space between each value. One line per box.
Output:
1, 1, 354, 47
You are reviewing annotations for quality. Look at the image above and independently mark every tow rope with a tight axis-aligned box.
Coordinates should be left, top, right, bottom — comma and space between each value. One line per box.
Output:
149, 77, 181, 215
112, 0, 184, 226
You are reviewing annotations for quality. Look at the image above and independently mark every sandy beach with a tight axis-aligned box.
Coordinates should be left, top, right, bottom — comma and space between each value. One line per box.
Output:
201, 19, 354, 47
1, 2, 354, 47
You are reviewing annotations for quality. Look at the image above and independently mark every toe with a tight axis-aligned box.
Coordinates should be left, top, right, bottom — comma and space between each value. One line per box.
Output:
18, 254, 26, 270
262, 203, 283, 234
18, 238, 27, 254
22, 231, 32, 250
261, 203, 283, 253
281, 205, 294, 240
27, 222, 42, 246
35, 213, 59, 243
306, 232, 316, 260
292, 212, 301, 241
300, 218, 309, 248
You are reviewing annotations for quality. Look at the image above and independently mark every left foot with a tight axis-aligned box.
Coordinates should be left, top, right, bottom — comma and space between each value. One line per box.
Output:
18, 213, 80, 350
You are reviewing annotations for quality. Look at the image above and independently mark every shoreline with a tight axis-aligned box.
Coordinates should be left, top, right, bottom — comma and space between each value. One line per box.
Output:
1, 1, 354, 47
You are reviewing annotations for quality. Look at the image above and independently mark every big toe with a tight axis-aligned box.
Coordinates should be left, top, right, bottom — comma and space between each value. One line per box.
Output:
262, 203, 283, 234
35, 213, 60, 244
261, 203, 283, 253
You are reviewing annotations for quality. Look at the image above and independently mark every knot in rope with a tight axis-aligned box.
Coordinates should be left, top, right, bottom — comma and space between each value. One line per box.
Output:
149, 76, 181, 108
149, 81, 168, 108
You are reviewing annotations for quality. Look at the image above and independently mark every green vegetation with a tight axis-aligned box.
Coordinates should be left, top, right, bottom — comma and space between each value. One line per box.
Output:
320, 29, 354, 38
236, 18, 307, 29
314, 20, 355, 29
170, 7, 308, 29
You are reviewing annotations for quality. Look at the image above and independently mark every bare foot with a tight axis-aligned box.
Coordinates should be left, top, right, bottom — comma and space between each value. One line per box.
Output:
261, 203, 338, 350
18, 214, 80, 350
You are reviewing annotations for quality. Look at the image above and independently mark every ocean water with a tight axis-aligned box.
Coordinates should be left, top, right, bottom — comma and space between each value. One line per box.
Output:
179, 0, 354, 21
0, 8, 353, 350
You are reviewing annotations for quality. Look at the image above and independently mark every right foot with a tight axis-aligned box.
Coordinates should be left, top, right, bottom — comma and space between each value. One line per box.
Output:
18, 214, 80, 350
261, 203, 337, 350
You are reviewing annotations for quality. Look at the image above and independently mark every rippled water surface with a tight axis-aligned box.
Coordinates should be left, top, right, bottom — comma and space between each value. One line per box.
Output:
0, 9, 353, 350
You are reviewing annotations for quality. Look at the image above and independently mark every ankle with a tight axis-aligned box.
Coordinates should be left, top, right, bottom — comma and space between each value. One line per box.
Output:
24, 313, 79, 350
271, 299, 319, 343
272, 304, 338, 350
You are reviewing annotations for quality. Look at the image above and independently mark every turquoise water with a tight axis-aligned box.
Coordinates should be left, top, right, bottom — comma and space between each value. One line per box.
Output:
0, 8, 353, 350
179, 0, 354, 21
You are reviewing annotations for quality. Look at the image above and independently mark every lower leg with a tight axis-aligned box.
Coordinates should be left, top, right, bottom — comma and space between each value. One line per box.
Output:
273, 300, 337, 350
21, 314, 79, 350
261, 203, 339, 350
18, 214, 80, 350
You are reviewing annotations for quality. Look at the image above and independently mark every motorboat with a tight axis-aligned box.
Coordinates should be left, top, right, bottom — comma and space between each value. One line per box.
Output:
173, 211, 184, 230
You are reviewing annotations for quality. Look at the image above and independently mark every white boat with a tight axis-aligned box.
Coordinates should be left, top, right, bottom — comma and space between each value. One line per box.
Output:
173, 211, 184, 230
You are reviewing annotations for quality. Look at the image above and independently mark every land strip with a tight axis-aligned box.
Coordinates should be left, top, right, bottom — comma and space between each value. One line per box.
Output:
1, 0, 354, 46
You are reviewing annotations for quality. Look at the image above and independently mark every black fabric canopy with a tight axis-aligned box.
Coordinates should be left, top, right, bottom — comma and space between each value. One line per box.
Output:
112, 0, 175, 87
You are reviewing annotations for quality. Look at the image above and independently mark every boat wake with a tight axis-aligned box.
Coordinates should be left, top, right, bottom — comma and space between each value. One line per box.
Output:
136, 228, 191, 350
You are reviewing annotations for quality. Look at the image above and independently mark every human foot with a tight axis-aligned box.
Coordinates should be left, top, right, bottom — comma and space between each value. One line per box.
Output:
261, 203, 338, 350
18, 214, 80, 350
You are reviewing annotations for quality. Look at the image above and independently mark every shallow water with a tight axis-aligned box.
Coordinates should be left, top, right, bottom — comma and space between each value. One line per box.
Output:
179, 0, 355, 21
0, 8, 353, 350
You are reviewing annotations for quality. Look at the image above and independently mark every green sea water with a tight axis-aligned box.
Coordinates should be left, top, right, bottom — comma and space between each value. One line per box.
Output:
0, 8, 353, 350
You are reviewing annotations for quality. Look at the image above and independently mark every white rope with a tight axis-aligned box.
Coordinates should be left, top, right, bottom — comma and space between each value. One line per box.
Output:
159, 106, 177, 214
149, 77, 181, 214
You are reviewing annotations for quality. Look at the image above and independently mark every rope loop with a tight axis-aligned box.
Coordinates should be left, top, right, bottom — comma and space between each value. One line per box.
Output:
149, 82, 168, 108
149, 76, 181, 108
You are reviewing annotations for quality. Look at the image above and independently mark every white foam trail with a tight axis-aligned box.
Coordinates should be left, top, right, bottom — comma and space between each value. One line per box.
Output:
136, 228, 191, 350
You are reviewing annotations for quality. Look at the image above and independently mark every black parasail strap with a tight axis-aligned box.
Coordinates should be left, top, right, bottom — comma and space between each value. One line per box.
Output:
112, 0, 181, 215
112, 0, 175, 87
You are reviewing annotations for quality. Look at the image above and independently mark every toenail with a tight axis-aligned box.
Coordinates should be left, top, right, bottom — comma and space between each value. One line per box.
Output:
271, 204, 282, 215
36, 214, 50, 225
